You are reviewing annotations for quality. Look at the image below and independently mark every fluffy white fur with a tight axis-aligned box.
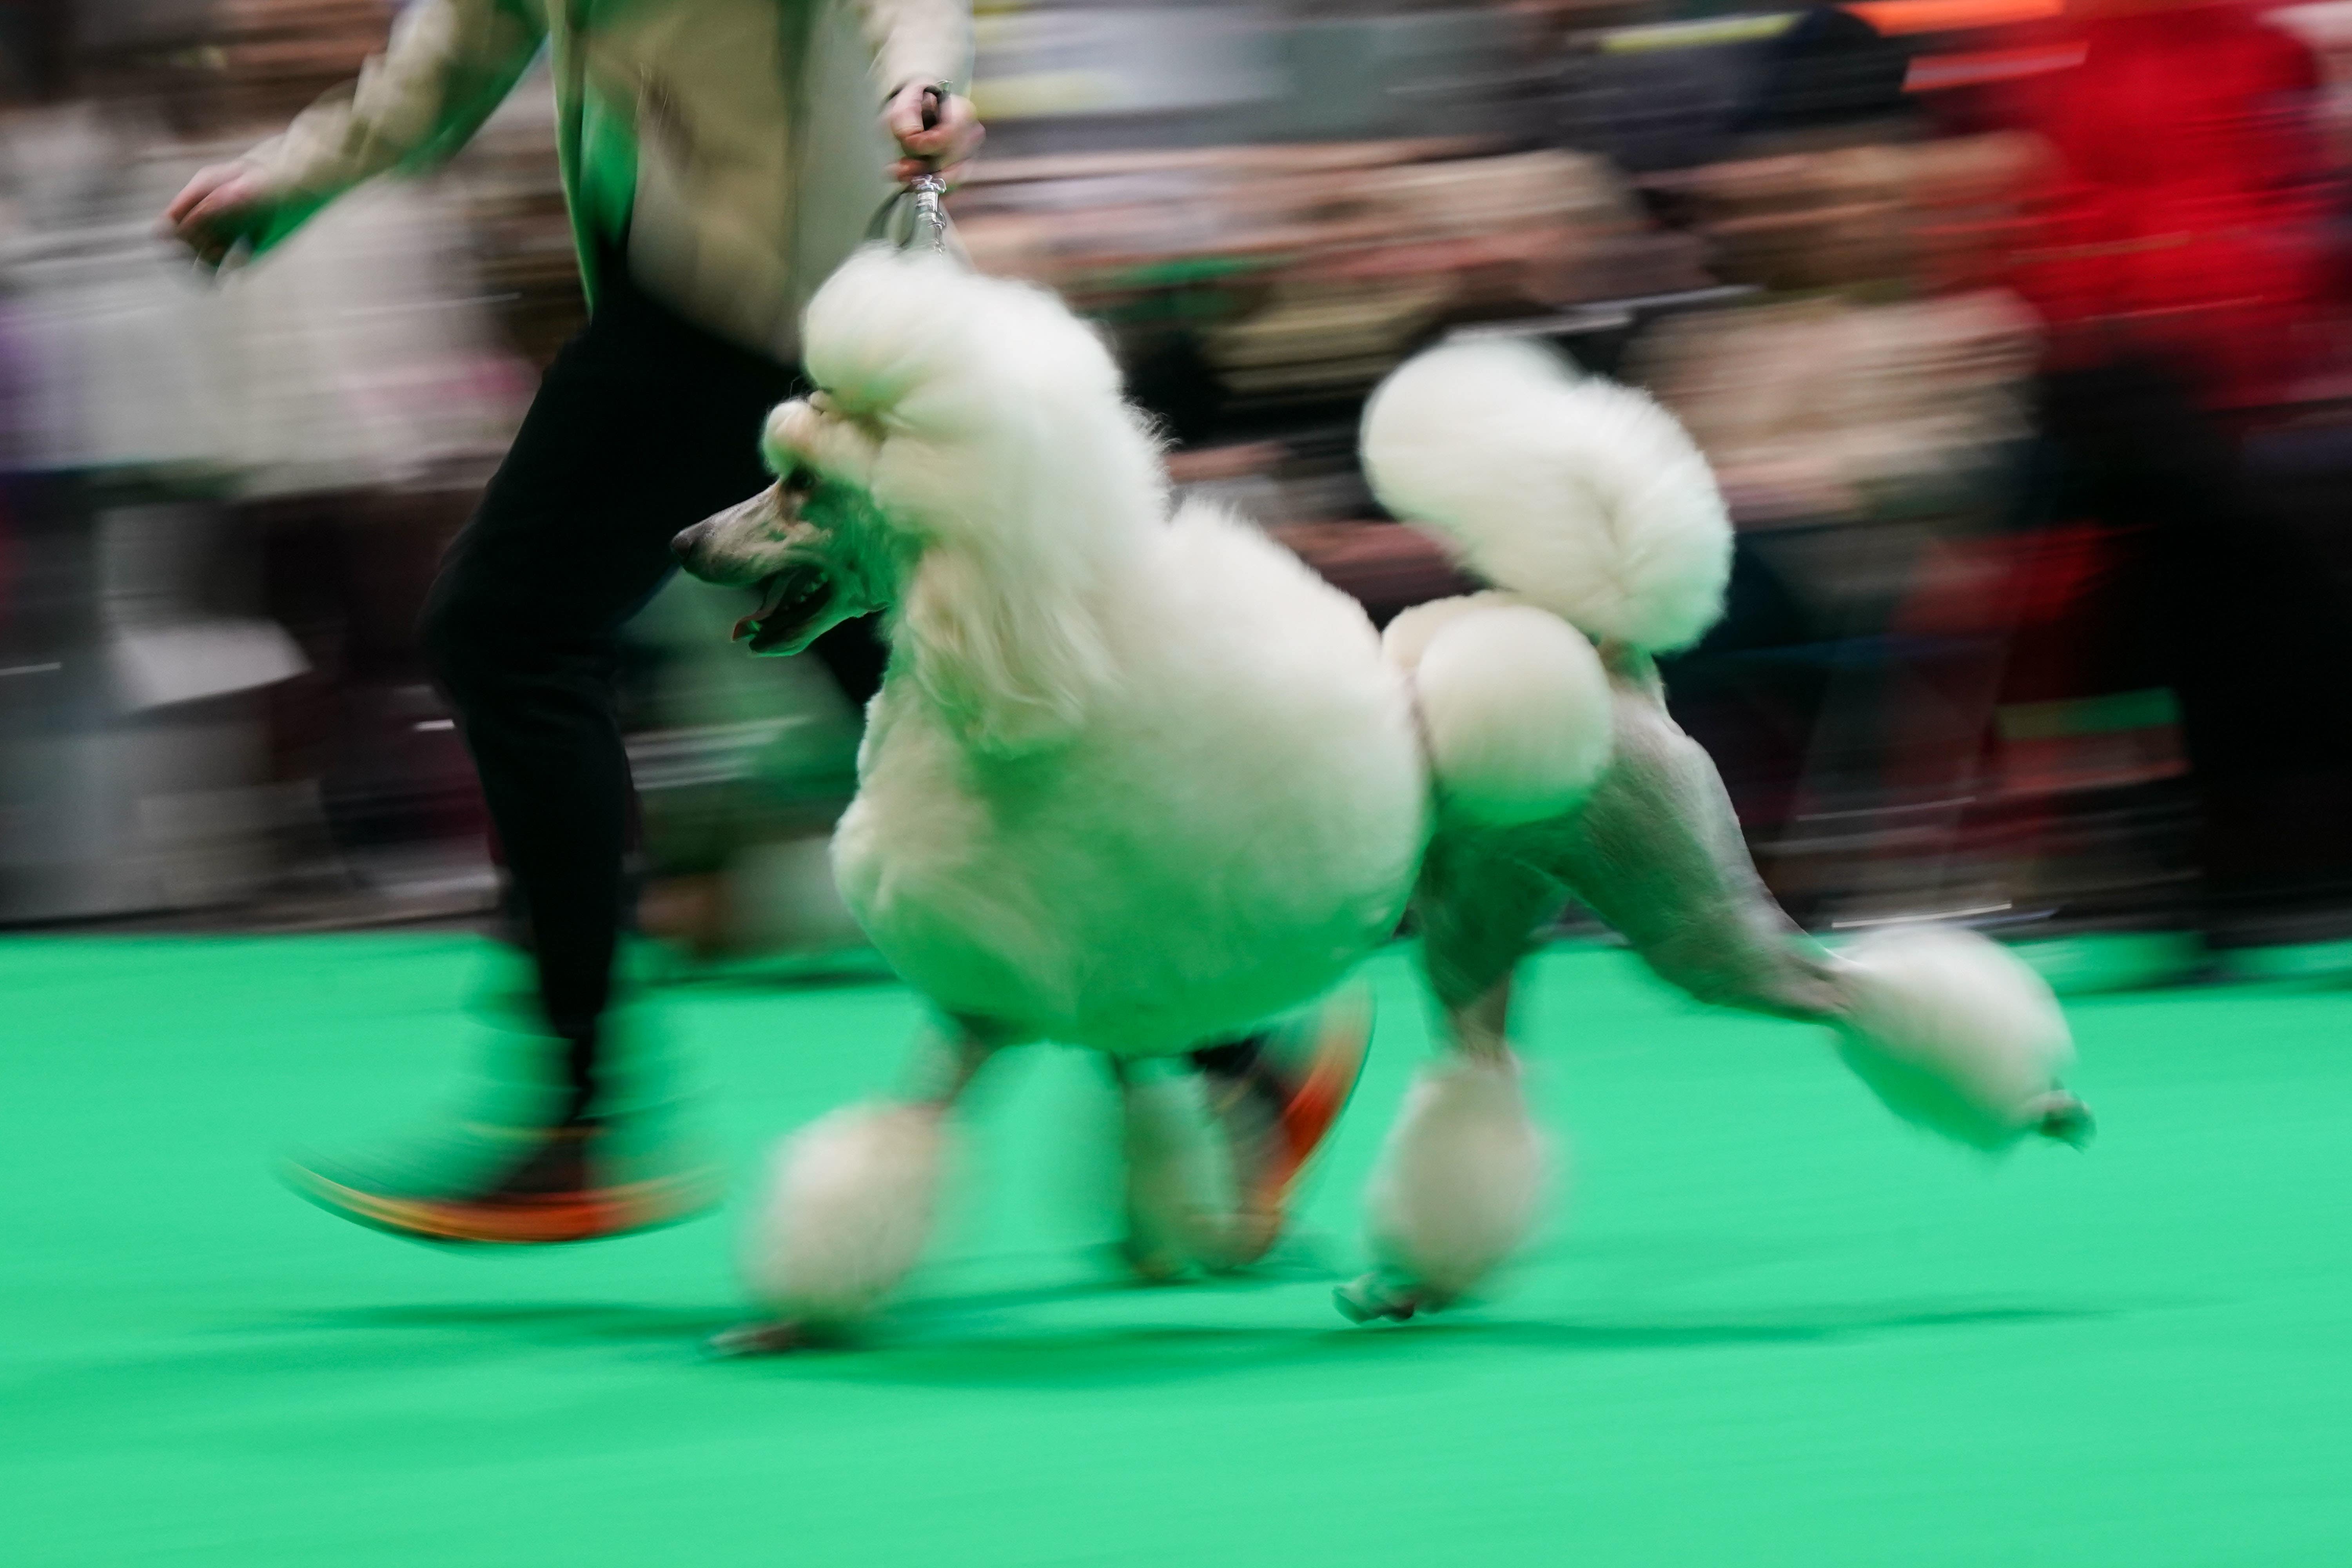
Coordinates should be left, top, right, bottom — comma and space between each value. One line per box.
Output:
1361, 338, 1733, 653
1379, 590, 1513, 675
769, 249, 1430, 1055
784, 253, 1154, 756
1367, 1056, 1551, 1305
1118, 1068, 1242, 1280
740, 1103, 952, 1329
1833, 925, 2078, 1152
691, 252, 2087, 1343
1384, 594, 1614, 827
680, 248, 1434, 1333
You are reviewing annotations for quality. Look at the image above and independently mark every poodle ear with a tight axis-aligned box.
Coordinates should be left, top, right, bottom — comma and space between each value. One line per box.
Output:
899, 539, 1108, 757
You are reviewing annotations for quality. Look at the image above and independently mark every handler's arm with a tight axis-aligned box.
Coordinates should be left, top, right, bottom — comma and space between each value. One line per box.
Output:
163, 0, 547, 265
857, 0, 984, 184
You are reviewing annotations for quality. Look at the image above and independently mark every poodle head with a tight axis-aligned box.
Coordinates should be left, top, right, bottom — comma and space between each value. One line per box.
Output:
671, 395, 906, 655
675, 247, 1164, 750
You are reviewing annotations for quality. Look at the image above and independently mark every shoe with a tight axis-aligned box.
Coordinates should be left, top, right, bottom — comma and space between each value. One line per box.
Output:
1199, 989, 1372, 1263
284, 1116, 722, 1246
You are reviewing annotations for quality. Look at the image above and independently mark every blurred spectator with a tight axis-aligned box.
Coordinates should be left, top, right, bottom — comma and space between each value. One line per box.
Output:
1974, 0, 2352, 956
0, 1, 530, 924
198, 3, 530, 918
1596, 8, 2044, 927
1986, 0, 2340, 408
1, 11, 294, 921
1552, 0, 2352, 966
7, 0, 2350, 983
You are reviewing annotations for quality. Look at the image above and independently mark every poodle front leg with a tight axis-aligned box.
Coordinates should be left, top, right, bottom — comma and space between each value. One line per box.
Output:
1121, 988, 1378, 1280
1340, 834, 1559, 1324
1556, 687, 2089, 1152
717, 1014, 1016, 1355
1111, 1058, 1244, 1282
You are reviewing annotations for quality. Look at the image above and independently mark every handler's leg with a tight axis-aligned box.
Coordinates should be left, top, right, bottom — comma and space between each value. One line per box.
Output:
287, 273, 800, 1245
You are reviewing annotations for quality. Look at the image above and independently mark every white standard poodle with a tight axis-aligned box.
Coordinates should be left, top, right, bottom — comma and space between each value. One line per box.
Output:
671, 248, 2090, 1348
1339, 337, 2092, 1321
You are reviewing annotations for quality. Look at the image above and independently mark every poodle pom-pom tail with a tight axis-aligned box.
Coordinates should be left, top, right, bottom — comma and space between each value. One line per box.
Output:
1361, 338, 1732, 653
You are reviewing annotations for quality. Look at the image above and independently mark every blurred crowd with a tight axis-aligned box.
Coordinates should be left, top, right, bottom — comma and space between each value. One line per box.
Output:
5, 0, 2352, 980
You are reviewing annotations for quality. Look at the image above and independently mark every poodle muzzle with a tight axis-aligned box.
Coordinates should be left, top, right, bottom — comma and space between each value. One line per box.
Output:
671, 488, 840, 655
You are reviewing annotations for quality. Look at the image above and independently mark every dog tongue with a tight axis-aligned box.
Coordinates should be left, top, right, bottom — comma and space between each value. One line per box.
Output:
733, 576, 793, 642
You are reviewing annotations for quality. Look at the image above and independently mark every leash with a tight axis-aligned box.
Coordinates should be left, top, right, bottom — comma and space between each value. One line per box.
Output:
866, 87, 969, 264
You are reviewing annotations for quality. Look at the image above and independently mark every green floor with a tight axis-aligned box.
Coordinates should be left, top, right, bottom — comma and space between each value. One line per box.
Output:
4, 935, 2348, 1566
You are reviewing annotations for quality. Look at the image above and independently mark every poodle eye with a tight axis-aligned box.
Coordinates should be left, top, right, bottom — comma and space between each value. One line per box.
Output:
779, 465, 817, 499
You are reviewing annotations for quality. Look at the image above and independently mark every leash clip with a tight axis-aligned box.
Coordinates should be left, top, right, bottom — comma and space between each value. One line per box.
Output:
908, 172, 951, 253
866, 176, 967, 263
863, 86, 967, 263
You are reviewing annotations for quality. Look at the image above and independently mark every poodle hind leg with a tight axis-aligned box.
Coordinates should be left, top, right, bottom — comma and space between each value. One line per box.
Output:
1556, 685, 2087, 1151
716, 1015, 1016, 1356
1552, 684, 1851, 1025
1341, 834, 1558, 1324
1833, 924, 2088, 1151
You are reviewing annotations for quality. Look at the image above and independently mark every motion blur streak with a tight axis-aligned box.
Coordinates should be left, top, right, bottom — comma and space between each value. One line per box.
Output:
4, 1, 2352, 1561
8, 0, 2350, 961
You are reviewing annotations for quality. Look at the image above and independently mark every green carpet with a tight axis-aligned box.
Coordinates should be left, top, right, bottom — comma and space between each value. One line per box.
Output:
4, 935, 2348, 1566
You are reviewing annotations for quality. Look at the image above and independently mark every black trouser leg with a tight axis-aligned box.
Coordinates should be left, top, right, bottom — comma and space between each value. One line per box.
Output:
420, 273, 799, 1119
2037, 359, 2352, 942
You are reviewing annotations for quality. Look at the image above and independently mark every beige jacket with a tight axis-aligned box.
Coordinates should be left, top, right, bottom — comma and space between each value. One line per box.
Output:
242, 0, 971, 359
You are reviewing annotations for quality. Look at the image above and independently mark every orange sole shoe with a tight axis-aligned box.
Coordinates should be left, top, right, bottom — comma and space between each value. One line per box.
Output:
284, 1159, 722, 1246
1222, 991, 1374, 1261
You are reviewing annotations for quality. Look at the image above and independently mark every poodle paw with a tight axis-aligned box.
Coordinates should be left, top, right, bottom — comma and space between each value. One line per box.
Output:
1335, 1272, 1438, 1325
706, 1319, 824, 1357
1116, 1236, 1192, 1286
1208, 1210, 1284, 1274
2033, 1093, 2096, 1149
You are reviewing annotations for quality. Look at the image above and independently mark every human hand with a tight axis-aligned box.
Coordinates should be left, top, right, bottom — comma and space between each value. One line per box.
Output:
883, 82, 983, 186
160, 162, 278, 269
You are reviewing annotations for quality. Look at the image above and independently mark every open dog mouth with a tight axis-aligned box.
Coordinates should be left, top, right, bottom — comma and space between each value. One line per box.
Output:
733, 563, 836, 653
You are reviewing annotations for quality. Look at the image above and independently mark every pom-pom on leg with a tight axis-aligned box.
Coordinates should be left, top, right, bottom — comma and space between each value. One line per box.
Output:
735, 1102, 953, 1342
1404, 600, 1615, 829
1340, 1053, 1549, 1323
1115, 1064, 1241, 1281
1833, 924, 2090, 1153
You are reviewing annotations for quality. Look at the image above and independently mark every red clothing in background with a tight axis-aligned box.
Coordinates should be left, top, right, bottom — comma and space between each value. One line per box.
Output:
1989, 2, 2337, 405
